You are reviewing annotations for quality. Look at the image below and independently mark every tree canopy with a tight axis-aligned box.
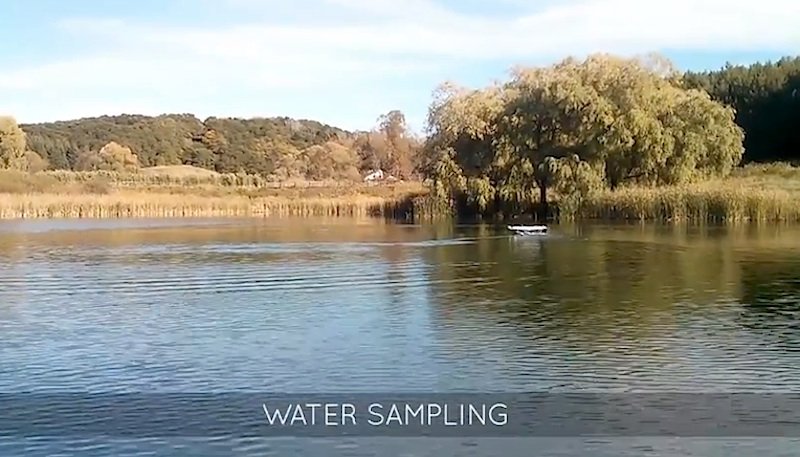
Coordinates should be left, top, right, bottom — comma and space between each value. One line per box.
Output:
0, 116, 28, 170
76, 141, 140, 172
684, 56, 800, 163
425, 54, 745, 216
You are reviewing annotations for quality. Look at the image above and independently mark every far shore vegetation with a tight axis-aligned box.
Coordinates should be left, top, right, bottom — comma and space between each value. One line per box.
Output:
1, 53, 799, 223
0, 167, 426, 219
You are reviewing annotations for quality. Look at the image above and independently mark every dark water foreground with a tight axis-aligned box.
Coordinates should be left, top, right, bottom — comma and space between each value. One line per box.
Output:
1, 218, 799, 456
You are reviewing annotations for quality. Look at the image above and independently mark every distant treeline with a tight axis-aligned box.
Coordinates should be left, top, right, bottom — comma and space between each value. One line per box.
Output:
683, 56, 800, 163
4, 111, 421, 181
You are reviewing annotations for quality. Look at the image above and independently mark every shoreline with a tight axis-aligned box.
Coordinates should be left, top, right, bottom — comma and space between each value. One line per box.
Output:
0, 192, 418, 220
2, 188, 799, 223
1, 164, 799, 223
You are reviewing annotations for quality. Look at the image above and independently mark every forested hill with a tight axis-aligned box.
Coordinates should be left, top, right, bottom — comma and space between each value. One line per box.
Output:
20, 114, 352, 173
18, 111, 422, 180
683, 56, 800, 163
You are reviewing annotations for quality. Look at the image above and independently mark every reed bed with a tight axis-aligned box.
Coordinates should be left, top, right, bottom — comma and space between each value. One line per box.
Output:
578, 183, 800, 223
0, 168, 427, 220
3, 165, 799, 223
42, 169, 269, 188
0, 193, 251, 219
252, 196, 413, 218
0, 169, 425, 196
39, 169, 369, 189
0, 192, 419, 220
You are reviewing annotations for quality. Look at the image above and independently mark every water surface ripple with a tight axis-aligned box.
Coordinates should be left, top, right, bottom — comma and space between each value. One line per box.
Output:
1, 219, 800, 456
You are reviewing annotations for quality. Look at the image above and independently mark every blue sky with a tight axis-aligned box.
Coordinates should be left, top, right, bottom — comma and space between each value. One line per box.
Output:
1, 0, 798, 132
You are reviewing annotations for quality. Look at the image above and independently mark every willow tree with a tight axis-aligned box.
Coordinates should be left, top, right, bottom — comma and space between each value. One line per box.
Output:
507, 54, 741, 190
0, 116, 27, 170
551, 154, 604, 218
425, 61, 610, 214
424, 81, 509, 212
495, 60, 613, 211
422, 53, 745, 218
77, 141, 140, 172
569, 54, 745, 188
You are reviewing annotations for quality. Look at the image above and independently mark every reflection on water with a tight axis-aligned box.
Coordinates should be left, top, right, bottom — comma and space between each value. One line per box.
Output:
1, 218, 800, 456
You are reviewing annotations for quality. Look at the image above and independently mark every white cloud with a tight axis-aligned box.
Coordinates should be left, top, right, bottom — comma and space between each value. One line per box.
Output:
199, 0, 800, 58
54, 0, 800, 62
510, 0, 800, 53
3, 0, 800, 126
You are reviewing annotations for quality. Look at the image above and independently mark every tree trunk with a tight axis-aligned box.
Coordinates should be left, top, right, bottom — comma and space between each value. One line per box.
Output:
539, 184, 548, 221
493, 192, 503, 217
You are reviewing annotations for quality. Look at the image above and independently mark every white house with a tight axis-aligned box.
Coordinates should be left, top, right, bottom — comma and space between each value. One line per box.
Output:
363, 169, 385, 182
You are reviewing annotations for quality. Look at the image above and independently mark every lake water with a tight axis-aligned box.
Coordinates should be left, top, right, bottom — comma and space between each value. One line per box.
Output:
1, 218, 800, 456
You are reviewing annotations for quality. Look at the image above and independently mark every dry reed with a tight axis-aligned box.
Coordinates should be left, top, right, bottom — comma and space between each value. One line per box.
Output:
0, 192, 420, 219
3, 164, 799, 223
38, 169, 375, 189
577, 183, 800, 223
0, 168, 427, 220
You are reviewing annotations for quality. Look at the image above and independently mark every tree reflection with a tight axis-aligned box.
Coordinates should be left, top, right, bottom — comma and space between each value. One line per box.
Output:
421, 223, 800, 353
738, 257, 800, 349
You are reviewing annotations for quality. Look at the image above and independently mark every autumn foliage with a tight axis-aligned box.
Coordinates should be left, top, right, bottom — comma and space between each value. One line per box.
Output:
424, 54, 746, 217
2, 52, 800, 222
15, 111, 423, 182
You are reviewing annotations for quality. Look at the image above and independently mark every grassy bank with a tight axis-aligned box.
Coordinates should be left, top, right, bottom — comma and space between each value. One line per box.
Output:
578, 164, 800, 223
2, 163, 799, 223
414, 162, 800, 224
0, 193, 419, 219
573, 163, 800, 223
0, 167, 427, 220
580, 185, 800, 223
